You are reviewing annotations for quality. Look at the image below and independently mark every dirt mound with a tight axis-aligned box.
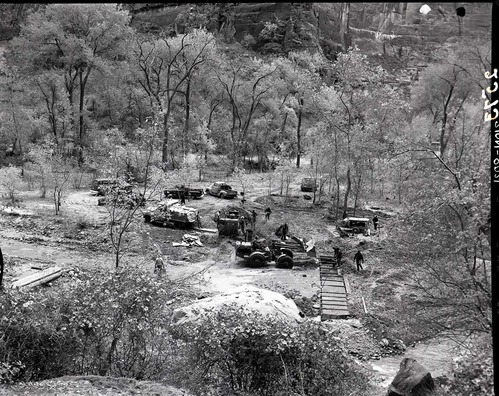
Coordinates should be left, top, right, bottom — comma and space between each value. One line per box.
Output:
172, 287, 305, 326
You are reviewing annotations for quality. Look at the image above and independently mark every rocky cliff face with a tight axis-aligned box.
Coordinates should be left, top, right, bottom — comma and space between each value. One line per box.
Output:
0, 3, 491, 69
126, 2, 491, 68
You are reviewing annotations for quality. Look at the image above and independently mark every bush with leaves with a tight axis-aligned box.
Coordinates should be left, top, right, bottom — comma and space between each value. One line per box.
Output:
0, 165, 25, 204
439, 335, 493, 396
171, 305, 373, 396
65, 267, 176, 378
0, 267, 180, 382
0, 287, 80, 380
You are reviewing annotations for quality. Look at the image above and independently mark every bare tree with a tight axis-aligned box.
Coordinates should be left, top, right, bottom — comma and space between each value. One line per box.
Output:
134, 29, 215, 164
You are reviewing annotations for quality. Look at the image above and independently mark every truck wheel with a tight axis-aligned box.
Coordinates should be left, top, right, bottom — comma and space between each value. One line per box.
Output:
249, 252, 266, 268
276, 254, 294, 269
353, 227, 360, 234
144, 215, 151, 223
281, 248, 293, 258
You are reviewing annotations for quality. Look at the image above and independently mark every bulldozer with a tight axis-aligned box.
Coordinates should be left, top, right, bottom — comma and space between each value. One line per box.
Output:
234, 239, 294, 269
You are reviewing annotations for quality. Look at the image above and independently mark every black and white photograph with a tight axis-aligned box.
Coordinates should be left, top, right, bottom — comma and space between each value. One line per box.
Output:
0, 3, 494, 395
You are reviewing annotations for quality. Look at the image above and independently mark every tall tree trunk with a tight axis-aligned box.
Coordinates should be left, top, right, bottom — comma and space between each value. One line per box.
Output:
353, 171, 362, 215
79, 69, 84, 146
0, 247, 4, 289
335, 177, 341, 219
162, 107, 171, 164
296, 97, 303, 168
183, 77, 191, 159
343, 167, 351, 210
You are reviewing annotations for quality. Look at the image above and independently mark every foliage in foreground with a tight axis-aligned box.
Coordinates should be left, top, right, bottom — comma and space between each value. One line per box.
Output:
0, 266, 492, 396
170, 306, 374, 396
0, 268, 178, 382
0, 267, 374, 395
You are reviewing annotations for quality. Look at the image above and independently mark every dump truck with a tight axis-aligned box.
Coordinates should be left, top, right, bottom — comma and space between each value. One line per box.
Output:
234, 239, 294, 269
143, 199, 199, 229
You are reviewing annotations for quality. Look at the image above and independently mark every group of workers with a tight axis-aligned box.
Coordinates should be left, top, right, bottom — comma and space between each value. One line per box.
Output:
154, 203, 372, 275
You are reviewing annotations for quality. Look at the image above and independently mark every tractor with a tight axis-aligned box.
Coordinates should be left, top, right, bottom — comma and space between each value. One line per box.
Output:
234, 239, 294, 269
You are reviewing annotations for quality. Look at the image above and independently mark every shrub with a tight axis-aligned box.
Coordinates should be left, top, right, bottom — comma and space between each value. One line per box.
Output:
0, 165, 25, 204
0, 268, 178, 382
171, 305, 373, 396
440, 335, 493, 396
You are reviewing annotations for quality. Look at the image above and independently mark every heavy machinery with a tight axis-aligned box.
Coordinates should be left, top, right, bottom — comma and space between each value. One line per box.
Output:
234, 239, 294, 269
143, 199, 199, 229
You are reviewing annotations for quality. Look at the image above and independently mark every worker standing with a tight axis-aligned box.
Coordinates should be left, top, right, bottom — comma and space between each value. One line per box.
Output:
265, 207, 272, 221
353, 250, 364, 272
154, 255, 165, 277
239, 216, 246, 235
373, 215, 379, 231
251, 210, 257, 227
179, 185, 186, 205
281, 223, 289, 241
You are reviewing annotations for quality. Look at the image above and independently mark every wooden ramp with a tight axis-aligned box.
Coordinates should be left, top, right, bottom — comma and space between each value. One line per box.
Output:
319, 255, 350, 320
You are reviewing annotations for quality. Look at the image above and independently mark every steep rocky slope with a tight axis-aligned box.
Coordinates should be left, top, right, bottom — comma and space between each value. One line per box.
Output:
126, 2, 491, 67
0, 3, 491, 70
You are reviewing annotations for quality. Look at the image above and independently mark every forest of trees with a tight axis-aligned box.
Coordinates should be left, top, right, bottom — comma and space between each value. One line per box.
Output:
0, 5, 490, 212
0, 4, 492, 394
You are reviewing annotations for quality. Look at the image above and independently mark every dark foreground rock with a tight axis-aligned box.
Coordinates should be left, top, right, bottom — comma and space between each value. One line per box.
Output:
387, 357, 435, 396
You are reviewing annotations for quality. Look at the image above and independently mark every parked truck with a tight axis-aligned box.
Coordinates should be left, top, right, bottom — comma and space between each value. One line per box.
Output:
164, 185, 204, 200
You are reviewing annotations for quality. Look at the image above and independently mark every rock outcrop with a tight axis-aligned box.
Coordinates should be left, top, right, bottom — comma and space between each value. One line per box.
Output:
172, 286, 305, 326
387, 357, 435, 396
126, 3, 491, 63
1, 3, 491, 68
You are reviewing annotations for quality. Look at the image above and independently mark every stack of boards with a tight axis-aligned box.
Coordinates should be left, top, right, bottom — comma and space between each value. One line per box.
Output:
11, 266, 62, 289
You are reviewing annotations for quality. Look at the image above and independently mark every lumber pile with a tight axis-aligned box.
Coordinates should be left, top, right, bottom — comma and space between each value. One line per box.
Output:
12, 266, 62, 289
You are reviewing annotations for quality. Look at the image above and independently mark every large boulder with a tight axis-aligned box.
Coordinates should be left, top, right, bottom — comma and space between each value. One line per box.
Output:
172, 286, 305, 326
387, 358, 435, 396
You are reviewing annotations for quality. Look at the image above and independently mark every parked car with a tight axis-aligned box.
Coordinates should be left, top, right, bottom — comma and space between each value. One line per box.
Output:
300, 175, 330, 192
164, 185, 204, 199
207, 182, 238, 199
300, 178, 318, 192
337, 217, 371, 234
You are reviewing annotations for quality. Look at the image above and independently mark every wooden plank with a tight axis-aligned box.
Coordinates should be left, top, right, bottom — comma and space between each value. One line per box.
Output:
321, 298, 348, 303
192, 227, 217, 233
344, 276, 351, 294
322, 307, 349, 312
12, 266, 62, 289
322, 304, 349, 309
322, 298, 347, 307
362, 296, 368, 313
